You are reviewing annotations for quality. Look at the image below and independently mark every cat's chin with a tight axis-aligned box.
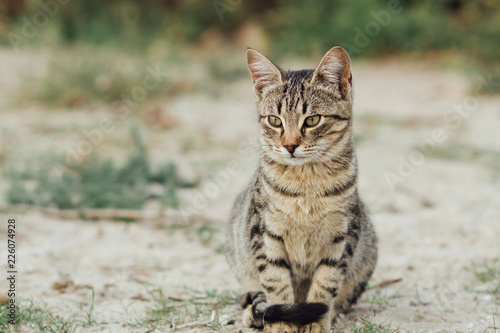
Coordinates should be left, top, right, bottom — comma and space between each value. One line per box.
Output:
281, 156, 311, 166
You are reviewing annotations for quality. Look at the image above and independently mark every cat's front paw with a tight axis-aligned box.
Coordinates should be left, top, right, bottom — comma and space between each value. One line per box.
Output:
264, 322, 299, 333
242, 305, 263, 328
298, 318, 331, 333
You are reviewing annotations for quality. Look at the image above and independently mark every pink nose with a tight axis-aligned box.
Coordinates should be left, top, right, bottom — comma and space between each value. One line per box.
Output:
284, 144, 298, 154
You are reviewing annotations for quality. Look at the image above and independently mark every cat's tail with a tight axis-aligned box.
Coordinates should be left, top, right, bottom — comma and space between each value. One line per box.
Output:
255, 302, 329, 325
239, 291, 329, 327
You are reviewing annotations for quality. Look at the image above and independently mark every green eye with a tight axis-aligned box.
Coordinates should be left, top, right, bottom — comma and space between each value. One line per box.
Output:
268, 116, 282, 127
304, 115, 320, 127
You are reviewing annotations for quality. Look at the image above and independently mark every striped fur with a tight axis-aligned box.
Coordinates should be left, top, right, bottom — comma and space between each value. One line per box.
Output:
225, 46, 377, 333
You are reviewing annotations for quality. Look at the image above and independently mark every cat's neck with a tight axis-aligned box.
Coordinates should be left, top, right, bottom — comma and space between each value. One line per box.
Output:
259, 152, 358, 198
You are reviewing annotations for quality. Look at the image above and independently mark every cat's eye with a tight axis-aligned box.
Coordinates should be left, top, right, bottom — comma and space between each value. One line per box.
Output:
268, 116, 282, 127
304, 115, 321, 127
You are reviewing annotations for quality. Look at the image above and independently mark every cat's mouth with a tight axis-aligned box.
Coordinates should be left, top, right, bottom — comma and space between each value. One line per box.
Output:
264, 146, 315, 165
281, 146, 317, 163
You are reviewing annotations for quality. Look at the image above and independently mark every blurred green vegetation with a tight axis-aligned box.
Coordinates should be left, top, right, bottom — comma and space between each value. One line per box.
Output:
5, 128, 196, 210
427, 143, 500, 178
266, 0, 500, 59
1, 0, 499, 99
1, 0, 499, 61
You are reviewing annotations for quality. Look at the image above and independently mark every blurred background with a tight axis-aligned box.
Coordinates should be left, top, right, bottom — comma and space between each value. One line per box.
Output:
0, 0, 499, 331
1, 0, 499, 213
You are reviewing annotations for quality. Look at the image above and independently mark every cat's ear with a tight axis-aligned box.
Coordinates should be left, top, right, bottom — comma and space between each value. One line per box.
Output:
247, 48, 282, 98
311, 46, 352, 99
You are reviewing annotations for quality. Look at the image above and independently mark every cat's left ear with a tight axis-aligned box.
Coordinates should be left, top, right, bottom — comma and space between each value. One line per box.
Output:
311, 46, 352, 100
247, 48, 283, 99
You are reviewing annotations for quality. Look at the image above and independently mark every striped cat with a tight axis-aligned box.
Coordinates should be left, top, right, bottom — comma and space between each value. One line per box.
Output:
225, 46, 378, 333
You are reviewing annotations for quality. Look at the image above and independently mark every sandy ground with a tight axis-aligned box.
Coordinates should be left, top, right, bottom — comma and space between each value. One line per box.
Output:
0, 49, 499, 332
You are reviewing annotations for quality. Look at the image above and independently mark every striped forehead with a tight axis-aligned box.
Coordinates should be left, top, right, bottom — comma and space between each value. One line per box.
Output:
278, 70, 314, 118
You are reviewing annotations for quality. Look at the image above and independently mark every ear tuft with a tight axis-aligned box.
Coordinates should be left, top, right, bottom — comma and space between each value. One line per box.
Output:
246, 48, 282, 98
311, 46, 352, 99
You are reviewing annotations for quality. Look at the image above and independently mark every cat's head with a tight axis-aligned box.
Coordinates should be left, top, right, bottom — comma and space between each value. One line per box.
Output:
247, 46, 354, 166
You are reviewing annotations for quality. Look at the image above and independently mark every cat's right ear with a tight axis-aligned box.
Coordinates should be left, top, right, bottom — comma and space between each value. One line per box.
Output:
247, 48, 282, 99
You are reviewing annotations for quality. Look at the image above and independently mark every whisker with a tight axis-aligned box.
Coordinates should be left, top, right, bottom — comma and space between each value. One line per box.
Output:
243, 142, 356, 170
242, 144, 274, 150
321, 151, 356, 169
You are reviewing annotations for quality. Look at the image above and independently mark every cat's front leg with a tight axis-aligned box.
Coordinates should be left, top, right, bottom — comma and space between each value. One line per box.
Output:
251, 223, 296, 331
303, 241, 350, 332
253, 223, 295, 304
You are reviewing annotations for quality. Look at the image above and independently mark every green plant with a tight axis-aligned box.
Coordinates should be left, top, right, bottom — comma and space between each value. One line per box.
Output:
0, 299, 80, 333
127, 287, 238, 331
347, 316, 397, 333
362, 281, 407, 311
4, 128, 196, 212
86, 288, 95, 326
467, 258, 500, 297
487, 311, 499, 332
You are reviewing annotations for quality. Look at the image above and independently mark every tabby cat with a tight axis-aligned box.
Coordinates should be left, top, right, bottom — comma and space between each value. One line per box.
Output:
225, 46, 378, 333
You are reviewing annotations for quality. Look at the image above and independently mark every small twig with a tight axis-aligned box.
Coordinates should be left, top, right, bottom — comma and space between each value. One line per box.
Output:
175, 319, 212, 329
1, 205, 211, 225
376, 278, 403, 289
192, 300, 216, 304
396, 185, 434, 208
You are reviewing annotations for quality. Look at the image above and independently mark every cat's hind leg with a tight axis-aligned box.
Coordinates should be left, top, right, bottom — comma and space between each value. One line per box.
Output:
334, 269, 372, 315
